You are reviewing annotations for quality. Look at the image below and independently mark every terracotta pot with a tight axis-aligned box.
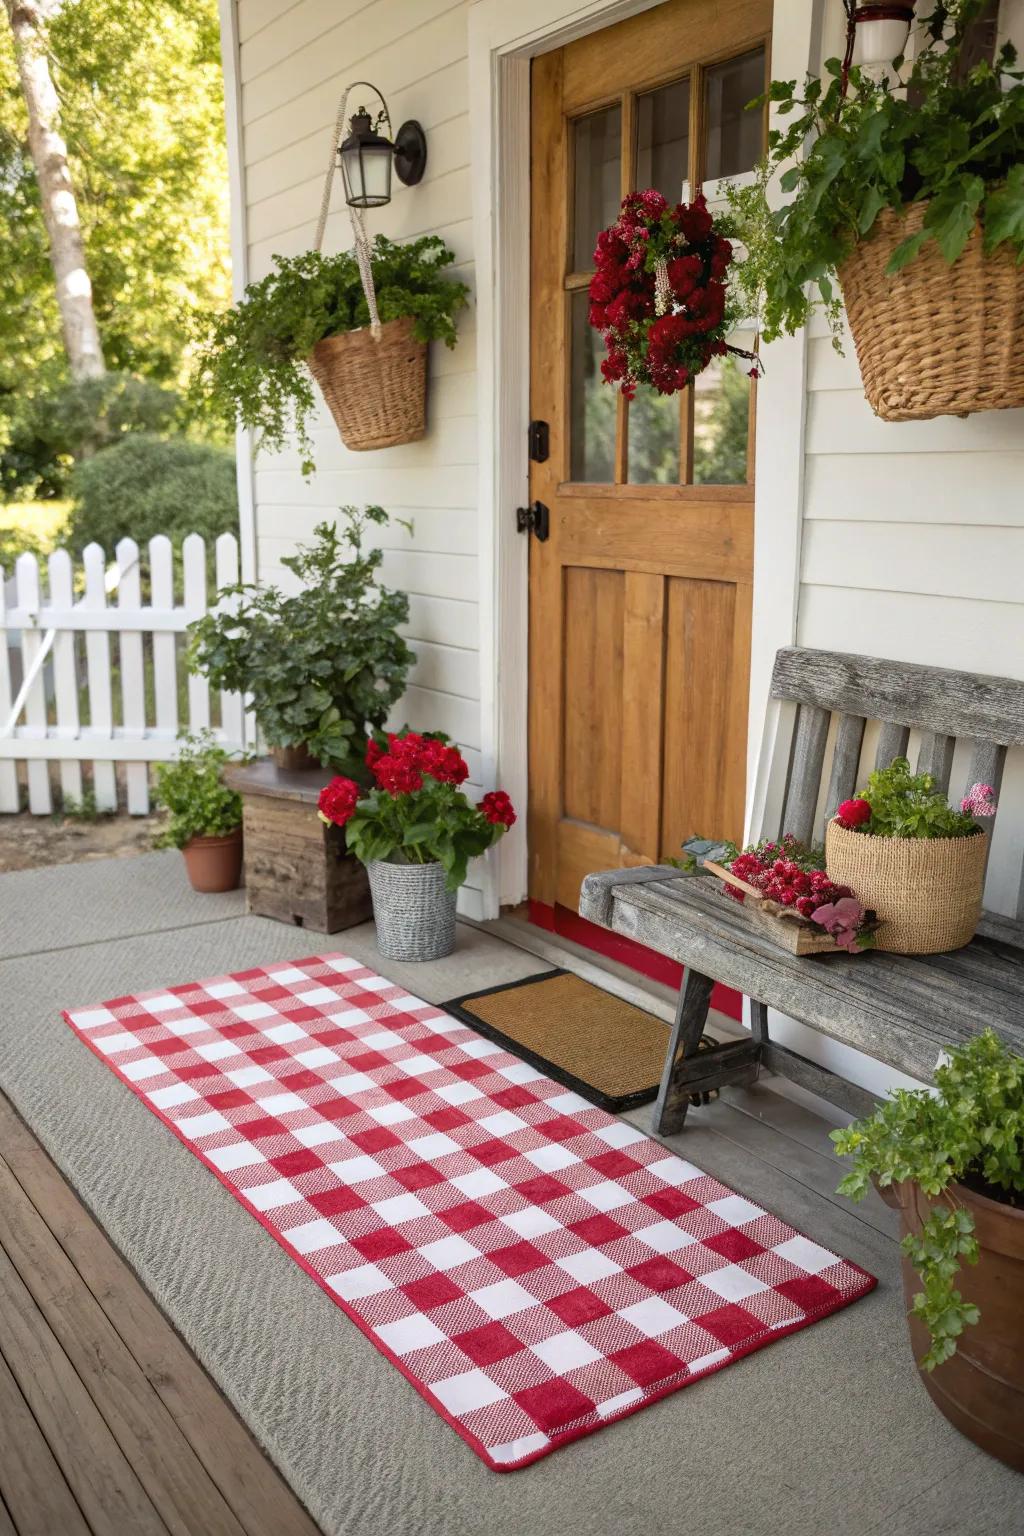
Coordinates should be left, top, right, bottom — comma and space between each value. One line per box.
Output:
884, 1177, 1024, 1471
182, 828, 243, 893
271, 743, 318, 773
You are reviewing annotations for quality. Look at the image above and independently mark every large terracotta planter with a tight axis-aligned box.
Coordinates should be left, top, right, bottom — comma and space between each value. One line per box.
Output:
181, 828, 243, 893
881, 1177, 1024, 1471
825, 819, 987, 954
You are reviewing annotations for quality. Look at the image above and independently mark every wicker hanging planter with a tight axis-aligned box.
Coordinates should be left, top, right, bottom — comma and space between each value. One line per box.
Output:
838, 202, 1024, 423
308, 316, 427, 452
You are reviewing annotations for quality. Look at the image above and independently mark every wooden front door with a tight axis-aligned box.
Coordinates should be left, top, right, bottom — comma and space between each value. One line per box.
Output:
527, 0, 771, 913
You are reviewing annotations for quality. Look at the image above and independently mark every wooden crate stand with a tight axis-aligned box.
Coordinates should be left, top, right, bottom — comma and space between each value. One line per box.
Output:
225, 761, 372, 934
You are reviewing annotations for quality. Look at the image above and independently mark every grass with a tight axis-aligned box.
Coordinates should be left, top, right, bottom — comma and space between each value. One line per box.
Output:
0, 500, 71, 569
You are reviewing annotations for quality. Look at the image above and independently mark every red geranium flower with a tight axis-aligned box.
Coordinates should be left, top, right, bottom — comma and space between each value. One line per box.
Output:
373, 754, 423, 795
836, 798, 872, 830
478, 790, 516, 828
317, 776, 360, 827
421, 739, 469, 785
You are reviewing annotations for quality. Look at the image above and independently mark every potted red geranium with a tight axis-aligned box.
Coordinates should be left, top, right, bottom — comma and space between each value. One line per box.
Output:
317, 730, 515, 962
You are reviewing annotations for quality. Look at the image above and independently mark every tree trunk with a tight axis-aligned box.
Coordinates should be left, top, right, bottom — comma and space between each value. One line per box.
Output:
3, 0, 105, 380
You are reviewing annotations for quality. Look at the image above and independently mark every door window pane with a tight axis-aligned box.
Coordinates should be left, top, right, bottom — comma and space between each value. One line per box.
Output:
573, 105, 621, 271
704, 48, 765, 181
636, 78, 690, 205
570, 290, 616, 482
692, 336, 754, 485
628, 385, 680, 484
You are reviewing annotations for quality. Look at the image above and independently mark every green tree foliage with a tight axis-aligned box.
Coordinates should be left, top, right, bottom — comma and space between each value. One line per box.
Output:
0, 0, 229, 392
0, 0, 230, 503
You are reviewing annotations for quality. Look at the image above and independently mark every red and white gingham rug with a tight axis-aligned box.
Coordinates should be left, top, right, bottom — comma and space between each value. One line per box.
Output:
64, 954, 875, 1470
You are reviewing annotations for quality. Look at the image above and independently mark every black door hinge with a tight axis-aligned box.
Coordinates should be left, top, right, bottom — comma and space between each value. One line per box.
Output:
516, 501, 549, 541
528, 420, 549, 462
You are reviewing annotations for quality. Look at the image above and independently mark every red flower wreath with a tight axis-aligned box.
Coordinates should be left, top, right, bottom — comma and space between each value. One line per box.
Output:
588, 188, 759, 398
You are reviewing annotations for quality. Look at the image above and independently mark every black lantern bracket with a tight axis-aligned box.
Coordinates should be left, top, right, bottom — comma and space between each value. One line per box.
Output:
337, 80, 427, 209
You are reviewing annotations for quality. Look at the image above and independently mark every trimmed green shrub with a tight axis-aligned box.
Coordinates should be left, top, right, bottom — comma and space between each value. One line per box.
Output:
67, 434, 238, 561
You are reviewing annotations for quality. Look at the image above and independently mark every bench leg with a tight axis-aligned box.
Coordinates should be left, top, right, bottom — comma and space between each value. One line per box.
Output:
653, 969, 715, 1136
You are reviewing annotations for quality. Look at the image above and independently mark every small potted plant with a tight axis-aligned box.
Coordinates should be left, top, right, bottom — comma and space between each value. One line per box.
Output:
153, 732, 245, 893
832, 1029, 1024, 1470
186, 508, 414, 773
317, 730, 516, 962
728, 2, 1024, 420
825, 758, 995, 954
195, 235, 469, 468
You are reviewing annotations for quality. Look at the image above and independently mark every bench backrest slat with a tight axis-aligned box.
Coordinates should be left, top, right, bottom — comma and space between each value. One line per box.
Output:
874, 721, 910, 771
916, 731, 955, 793
781, 703, 830, 846
765, 648, 1024, 928
823, 713, 865, 826
770, 648, 1024, 746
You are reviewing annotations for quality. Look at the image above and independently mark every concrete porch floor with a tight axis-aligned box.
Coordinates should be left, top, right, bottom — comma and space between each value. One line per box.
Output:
0, 852, 1020, 1536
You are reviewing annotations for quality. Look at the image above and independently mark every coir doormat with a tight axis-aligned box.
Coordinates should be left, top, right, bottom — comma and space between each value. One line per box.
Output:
64, 955, 875, 1471
444, 970, 688, 1112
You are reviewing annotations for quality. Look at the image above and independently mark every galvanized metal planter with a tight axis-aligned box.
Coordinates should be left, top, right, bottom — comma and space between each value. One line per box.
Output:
366, 859, 457, 962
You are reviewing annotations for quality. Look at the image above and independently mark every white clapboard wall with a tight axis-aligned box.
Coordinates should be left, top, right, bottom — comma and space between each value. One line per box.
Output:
0, 533, 246, 816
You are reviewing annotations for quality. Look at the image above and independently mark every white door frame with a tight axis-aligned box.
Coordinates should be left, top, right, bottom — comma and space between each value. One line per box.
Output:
469, 0, 817, 918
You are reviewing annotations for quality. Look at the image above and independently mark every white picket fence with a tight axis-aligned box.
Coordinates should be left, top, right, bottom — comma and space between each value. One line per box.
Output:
0, 533, 247, 816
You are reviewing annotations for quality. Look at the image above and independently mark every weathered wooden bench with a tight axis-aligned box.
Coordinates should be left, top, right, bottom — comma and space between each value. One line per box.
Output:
580, 647, 1024, 1134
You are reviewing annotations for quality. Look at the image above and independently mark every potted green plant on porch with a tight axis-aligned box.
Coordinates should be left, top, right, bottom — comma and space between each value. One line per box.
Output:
186, 507, 414, 774
833, 1030, 1024, 1470
317, 730, 516, 962
728, 0, 1024, 421
152, 732, 245, 893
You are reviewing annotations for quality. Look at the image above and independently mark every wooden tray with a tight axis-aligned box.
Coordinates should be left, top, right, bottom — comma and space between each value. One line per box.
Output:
702, 860, 867, 957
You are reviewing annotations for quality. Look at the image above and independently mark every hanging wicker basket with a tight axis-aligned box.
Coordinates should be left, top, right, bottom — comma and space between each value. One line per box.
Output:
308, 315, 427, 452
838, 202, 1024, 423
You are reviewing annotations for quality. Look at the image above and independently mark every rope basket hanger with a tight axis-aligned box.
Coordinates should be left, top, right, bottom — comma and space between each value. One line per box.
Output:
306, 83, 428, 452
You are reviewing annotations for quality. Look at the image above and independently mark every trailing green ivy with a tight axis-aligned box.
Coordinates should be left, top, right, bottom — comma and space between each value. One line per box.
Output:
832, 1030, 1024, 1369
186, 508, 414, 773
727, 0, 1024, 348
193, 235, 469, 473
153, 732, 244, 849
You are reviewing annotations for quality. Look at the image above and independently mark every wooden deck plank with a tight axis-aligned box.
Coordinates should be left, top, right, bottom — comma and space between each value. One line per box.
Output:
0, 1152, 248, 1536
0, 1348, 91, 1536
0, 1096, 321, 1536
0, 1239, 169, 1536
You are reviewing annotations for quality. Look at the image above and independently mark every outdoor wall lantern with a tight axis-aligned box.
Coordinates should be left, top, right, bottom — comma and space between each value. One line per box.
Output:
842, 0, 916, 80
338, 83, 427, 209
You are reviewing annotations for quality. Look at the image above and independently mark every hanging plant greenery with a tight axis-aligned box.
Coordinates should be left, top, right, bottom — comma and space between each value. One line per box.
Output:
726, 1, 1024, 351
194, 235, 469, 473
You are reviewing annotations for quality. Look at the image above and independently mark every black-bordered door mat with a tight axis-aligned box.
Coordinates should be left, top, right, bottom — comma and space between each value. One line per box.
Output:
443, 969, 716, 1113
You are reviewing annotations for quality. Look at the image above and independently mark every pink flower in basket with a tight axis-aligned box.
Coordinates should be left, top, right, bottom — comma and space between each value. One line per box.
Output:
811, 896, 867, 953
961, 783, 997, 819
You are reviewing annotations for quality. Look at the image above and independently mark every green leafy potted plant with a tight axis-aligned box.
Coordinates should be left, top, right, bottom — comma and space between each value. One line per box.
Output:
153, 732, 245, 893
186, 507, 414, 773
195, 235, 469, 469
825, 758, 995, 953
728, 1, 1024, 420
317, 730, 516, 962
833, 1030, 1024, 1470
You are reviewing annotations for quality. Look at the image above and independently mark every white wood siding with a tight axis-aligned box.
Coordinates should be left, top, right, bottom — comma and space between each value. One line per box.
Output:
233, 0, 482, 912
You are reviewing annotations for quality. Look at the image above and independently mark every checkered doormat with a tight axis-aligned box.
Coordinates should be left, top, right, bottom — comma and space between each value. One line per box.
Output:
63, 954, 875, 1471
